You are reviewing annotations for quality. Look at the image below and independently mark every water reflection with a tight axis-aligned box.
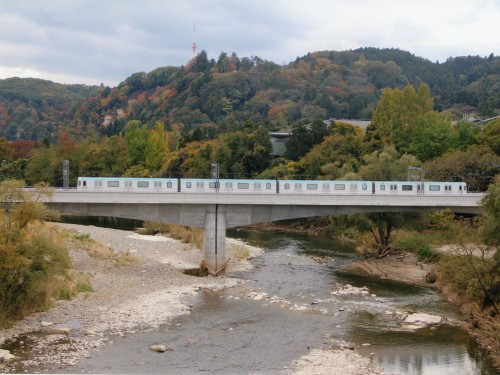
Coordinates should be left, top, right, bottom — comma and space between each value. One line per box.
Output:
230, 228, 496, 375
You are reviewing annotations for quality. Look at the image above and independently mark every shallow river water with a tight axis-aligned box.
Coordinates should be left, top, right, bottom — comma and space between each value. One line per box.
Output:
67, 228, 496, 375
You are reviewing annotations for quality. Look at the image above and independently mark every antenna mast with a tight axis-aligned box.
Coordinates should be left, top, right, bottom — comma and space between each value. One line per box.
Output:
191, 18, 198, 55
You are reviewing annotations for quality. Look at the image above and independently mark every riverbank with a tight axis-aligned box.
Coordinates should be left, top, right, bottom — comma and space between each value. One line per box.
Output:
0, 224, 385, 375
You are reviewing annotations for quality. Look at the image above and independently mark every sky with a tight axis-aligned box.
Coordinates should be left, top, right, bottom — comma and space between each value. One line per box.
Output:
0, 0, 498, 87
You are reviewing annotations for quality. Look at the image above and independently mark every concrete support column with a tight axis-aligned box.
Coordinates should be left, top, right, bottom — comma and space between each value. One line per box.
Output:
203, 204, 227, 275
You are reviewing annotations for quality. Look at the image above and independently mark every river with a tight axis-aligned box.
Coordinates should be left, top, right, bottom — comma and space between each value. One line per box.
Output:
65, 225, 496, 374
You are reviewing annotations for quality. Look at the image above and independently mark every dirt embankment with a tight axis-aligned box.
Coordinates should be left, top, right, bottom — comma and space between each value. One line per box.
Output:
338, 250, 434, 287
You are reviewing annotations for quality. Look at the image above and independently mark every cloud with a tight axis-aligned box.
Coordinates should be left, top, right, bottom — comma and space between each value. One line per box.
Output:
0, 0, 498, 86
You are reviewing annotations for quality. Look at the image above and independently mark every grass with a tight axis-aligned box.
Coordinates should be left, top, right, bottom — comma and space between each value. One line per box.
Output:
229, 244, 250, 260
138, 221, 204, 249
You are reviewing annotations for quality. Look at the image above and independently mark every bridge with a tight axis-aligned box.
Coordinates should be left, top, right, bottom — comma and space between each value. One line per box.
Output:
47, 190, 484, 275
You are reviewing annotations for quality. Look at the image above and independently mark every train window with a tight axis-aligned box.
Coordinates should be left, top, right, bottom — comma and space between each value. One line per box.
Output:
459, 186, 462, 191
284, 183, 290, 190
380, 184, 385, 191
167, 181, 172, 188
402, 185, 413, 191
186, 182, 192, 188
362, 183, 367, 190
334, 184, 345, 190
307, 184, 318, 190
266, 183, 271, 189
238, 183, 250, 189
429, 185, 440, 191
108, 181, 119, 188
137, 181, 149, 188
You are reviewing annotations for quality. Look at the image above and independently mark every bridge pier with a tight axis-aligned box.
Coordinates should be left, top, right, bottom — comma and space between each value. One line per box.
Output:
202, 204, 227, 275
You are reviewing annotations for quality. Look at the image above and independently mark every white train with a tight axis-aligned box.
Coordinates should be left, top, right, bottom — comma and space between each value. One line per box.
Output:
76, 177, 467, 195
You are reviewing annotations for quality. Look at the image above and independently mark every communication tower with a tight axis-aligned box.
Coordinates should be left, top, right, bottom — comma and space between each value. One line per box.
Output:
191, 19, 197, 55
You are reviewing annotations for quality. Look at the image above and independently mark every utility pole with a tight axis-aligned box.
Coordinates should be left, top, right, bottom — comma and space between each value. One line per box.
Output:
63, 160, 69, 189
408, 166, 425, 194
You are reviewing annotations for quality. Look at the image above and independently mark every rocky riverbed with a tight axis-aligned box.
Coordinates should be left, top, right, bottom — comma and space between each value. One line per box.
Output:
0, 223, 386, 374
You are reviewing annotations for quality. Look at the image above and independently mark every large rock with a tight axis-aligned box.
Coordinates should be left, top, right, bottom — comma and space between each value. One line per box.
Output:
402, 312, 443, 330
0, 349, 15, 362
404, 312, 442, 325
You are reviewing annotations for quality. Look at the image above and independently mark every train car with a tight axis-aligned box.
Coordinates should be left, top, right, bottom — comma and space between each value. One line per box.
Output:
178, 178, 217, 193
217, 179, 277, 194
424, 181, 467, 195
372, 181, 467, 195
277, 180, 373, 194
372, 181, 422, 195
76, 177, 178, 192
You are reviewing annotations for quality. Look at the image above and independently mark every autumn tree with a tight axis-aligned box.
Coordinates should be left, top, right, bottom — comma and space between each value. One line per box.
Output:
0, 180, 69, 324
365, 83, 434, 152
425, 145, 500, 191
145, 122, 170, 171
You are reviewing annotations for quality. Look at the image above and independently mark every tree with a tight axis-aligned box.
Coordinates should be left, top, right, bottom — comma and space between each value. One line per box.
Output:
0, 180, 67, 323
425, 145, 500, 192
479, 181, 500, 249
365, 83, 434, 151
0, 137, 14, 162
479, 118, 500, 156
145, 122, 169, 171
191, 50, 211, 73
345, 146, 422, 256
285, 120, 329, 161
25, 146, 62, 186
125, 121, 148, 167
406, 112, 455, 161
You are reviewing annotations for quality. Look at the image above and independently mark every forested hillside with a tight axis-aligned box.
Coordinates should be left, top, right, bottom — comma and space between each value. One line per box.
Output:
0, 48, 498, 142
0, 78, 98, 140
70, 48, 499, 141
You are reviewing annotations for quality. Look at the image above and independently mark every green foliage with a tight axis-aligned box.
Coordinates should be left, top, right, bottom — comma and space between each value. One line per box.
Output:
479, 182, 500, 248
479, 118, 500, 155
417, 246, 440, 263
357, 146, 420, 181
0, 180, 73, 325
125, 120, 149, 166
406, 112, 455, 161
425, 145, 500, 191
438, 254, 499, 309
365, 83, 434, 151
421, 209, 455, 231
285, 120, 329, 161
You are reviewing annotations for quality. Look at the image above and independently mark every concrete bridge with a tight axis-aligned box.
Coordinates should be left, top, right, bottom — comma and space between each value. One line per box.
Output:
47, 190, 484, 275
